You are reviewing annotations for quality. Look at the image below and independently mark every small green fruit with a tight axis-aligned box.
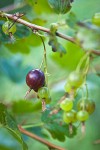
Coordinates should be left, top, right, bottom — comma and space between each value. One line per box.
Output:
63, 110, 77, 124
77, 110, 89, 121
2, 21, 16, 35
92, 13, 100, 26
60, 98, 73, 111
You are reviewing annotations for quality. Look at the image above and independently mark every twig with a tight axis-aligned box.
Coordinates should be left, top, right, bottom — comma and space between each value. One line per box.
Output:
91, 50, 100, 56
50, 93, 68, 115
58, 93, 68, 104
18, 125, 66, 150
0, 12, 77, 43
93, 139, 100, 144
0, 12, 100, 55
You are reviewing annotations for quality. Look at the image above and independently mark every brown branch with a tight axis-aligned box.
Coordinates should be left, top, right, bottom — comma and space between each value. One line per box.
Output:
0, 12, 100, 56
0, 12, 76, 43
91, 50, 100, 56
18, 125, 66, 150
93, 139, 100, 144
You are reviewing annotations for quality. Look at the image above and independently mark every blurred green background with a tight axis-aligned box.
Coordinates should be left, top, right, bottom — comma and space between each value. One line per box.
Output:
0, 0, 100, 150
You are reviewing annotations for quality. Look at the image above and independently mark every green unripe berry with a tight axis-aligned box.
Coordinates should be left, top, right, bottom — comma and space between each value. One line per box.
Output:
92, 13, 100, 26
77, 110, 89, 121
77, 99, 95, 115
68, 71, 84, 89
37, 87, 50, 99
63, 110, 77, 124
45, 97, 51, 104
60, 98, 73, 111
64, 82, 72, 93
2, 21, 16, 35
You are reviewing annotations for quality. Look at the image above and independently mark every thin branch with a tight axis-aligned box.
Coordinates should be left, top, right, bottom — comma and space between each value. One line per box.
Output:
0, 12, 100, 55
18, 125, 66, 150
0, 12, 76, 43
50, 93, 68, 115
93, 139, 100, 144
91, 50, 100, 56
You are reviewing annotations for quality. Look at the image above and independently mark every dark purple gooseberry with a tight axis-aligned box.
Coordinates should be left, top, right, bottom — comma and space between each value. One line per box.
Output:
26, 69, 45, 92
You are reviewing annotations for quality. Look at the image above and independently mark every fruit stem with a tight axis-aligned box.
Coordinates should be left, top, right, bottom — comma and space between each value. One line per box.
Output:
85, 83, 89, 99
83, 56, 90, 76
22, 122, 44, 129
81, 121, 86, 135
38, 34, 48, 87
69, 88, 75, 100
42, 99, 46, 112
24, 88, 31, 99
76, 51, 90, 73
39, 55, 44, 70
69, 123, 73, 134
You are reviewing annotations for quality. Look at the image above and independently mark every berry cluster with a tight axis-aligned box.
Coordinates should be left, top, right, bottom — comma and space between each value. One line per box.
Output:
60, 71, 95, 134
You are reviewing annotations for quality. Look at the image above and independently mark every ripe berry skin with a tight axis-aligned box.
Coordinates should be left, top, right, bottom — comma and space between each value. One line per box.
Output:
26, 69, 45, 92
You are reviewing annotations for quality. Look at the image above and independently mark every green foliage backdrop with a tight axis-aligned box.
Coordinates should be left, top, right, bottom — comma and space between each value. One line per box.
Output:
0, 0, 100, 150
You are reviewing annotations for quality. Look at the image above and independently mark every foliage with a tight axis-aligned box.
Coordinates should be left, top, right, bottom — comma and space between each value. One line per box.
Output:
0, 103, 27, 150
0, 0, 100, 150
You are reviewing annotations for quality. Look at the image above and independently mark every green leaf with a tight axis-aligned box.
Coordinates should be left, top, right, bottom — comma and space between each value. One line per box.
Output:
51, 42, 84, 71
12, 100, 42, 114
0, 103, 28, 150
41, 110, 77, 141
15, 24, 31, 39
25, 34, 42, 47
0, 56, 32, 83
0, 20, 30, 53
48, 0, 72, 14
26, 0, 52, 14
5, 32, 42, 53
45, 122, 77, 141
66, 12, 78, 28
32, 18, 47, 26
0, 145, 13, 150
0, 20, 42, 53
0, 21, 30, 43
48, 35, 66, 56
0, 21, 11, 43
5, 38, 30, 53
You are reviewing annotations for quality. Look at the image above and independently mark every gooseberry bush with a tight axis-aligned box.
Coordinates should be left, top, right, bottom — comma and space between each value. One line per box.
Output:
0, 0, 100, 150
